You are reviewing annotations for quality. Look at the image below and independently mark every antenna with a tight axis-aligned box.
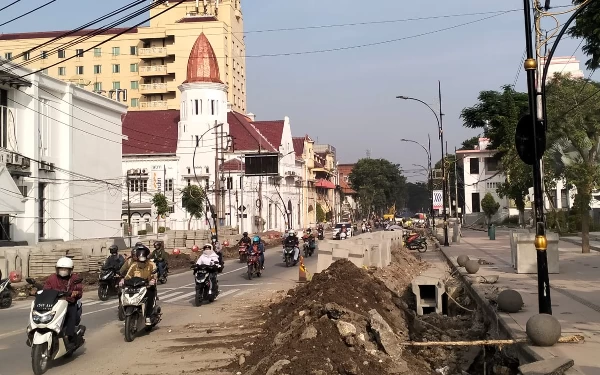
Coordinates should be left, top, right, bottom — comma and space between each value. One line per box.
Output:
366, 149, 371, 159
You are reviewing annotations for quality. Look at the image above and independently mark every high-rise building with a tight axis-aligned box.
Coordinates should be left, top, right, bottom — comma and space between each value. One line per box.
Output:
0, 0, 246, 113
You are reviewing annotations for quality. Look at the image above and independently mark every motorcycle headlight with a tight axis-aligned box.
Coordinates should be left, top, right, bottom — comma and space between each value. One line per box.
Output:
32, 311, 55, 324
101, 272, 112, 280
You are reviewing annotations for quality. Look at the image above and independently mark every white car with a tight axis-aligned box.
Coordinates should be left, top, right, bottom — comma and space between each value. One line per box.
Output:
332, 222, 353, 239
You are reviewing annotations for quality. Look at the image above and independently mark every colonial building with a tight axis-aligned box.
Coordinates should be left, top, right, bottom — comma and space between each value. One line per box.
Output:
0, 61, 127, 244
121, 32, 302, 234
293, 135, 316, 228
338, 164, 358, 222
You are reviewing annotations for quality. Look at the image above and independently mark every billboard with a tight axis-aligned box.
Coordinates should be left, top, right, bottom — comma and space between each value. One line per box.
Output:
432, 190, 443, 210
244, 153, 279, 176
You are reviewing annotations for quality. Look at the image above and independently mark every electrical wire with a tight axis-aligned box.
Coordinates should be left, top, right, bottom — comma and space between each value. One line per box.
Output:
0, 0, 22, 13
0, 0, 58, 28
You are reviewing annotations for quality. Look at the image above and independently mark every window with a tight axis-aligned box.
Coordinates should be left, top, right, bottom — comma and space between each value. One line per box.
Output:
194, 99, 199, 115
112, 81, 120, 90
93, 65, 102, 74
166, 179, 173, 192
39, 99, 51, 157
94, 48, 101, 57
187, 179, 191, 187
58, 67, 66, 76
130, 98, 139, 107
129, 179, 148, 192
76, 66, 84, 75
130, 46, 137, 55
469, 158, 479, 174
130, 63, 138, 72
58, 49, 65, 58
23, 51, 30, 61
561, 189, 568, 208
168, 206, 175, 214
211, 100, 217, 115
4, 52, 11, 59
471, 192, 480, 213
76, 49, 84, 57
38, 183, 47, 238
41, 51, 48, 59
548, 190, 558, 208
93, 82, 102, 91
112, 64, 120, 73
130, 81, 138, 90
112, 47, 120, 56
485, 157, 498, 172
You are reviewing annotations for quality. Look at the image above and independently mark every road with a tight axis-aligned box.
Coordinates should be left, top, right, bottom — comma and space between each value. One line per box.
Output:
0, 246, 319, 375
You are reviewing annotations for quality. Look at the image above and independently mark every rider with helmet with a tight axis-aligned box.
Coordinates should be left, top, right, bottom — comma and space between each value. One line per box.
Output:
211, 234, 224, 266
150, 240, 168, 280
122, 245, 157, 325
196, 243, 221, 294
120, 248, 137, 276
43, 257, 83, 349
249, 236, 265, 269
238, 232, 252, 250
103, 245, 125, 271
304, 228, 316, 255
282, 230, 300, 264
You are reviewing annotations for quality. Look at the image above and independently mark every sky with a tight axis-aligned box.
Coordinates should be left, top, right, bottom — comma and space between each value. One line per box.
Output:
0, 0, 591, 182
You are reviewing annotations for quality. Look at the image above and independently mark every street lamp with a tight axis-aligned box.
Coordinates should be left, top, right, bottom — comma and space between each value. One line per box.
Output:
401, 137, 434, 231
396, 82, 449, 246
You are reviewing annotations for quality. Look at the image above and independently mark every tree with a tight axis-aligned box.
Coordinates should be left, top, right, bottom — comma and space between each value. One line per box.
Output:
481, 193, 500, 224
460, 85, 532, 224
316, 202, 325, 223
459, 136, 479, 151
349, 158, 406, 216
151, 193, 169, 236
181, 185, 205, 230
405, 182, 430, 213
546, 74, 600, 253
569, 0, 600, 70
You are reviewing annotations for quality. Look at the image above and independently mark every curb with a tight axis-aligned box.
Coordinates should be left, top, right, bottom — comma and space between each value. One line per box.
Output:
433, 237, 543, 365
560, 237, 600, 252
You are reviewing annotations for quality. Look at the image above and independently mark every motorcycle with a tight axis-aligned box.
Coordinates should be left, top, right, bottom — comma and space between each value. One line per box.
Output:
25, 278, 86, 375
97, 267, 121, 301
335, 231, 348, 240
302, 237, 315, 257
120, 277, 162, 342
191, 263, 220, 306
152, 259, 169, 284
0, 277, 13, 309
247, 246, 262, 279
239, 244, 248, 263
283, 246, 297, 267
317, 228, 324, 240
404, 233, 428, 253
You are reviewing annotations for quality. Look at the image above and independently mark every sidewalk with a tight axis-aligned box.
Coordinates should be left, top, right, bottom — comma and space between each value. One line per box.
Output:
441, 230, 600, 375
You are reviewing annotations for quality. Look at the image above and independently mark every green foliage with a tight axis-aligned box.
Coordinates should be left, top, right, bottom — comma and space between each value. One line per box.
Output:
151, 193, 169, 217
481, 193, 500, 221
137, 229, 147, 235
569, 0, 600, 70
158, 226, 166, 234
181, 185, 205, 230
316, 203, 325, 223
405, 182, 430, 213
348, 158, 406, 215
459, 136, 479, 150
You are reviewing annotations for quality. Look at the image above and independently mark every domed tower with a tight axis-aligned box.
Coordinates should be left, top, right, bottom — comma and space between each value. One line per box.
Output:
177, 32, 229, 186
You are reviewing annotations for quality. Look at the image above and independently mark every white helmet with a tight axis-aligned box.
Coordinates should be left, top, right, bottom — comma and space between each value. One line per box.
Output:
288, 230, 295, 236
56, 257, 74, 278
203, 243, 213, 252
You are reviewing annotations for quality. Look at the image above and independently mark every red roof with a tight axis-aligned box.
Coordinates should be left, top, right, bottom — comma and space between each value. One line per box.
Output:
292, 137, 305, 158
228, 112, 277, 152
252, 120, 284, 150
221, 159, 244, 171
0, 27, 138, 41
338, 164, 357, 194
185, 32, 222, 84
122, 110, 179, 155
315, 179, 336, 189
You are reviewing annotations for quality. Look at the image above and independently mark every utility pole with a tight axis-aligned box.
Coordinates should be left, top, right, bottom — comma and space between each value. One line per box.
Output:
127, 174, 131, 248
439, 81, 449, 247
139, 169, 142, 203
428, 134, 434, 232
163, 164, 166, 196
446, 141, 452, 217
219, 125, 226, 227
213, 120, 220, 235
454, 147, 459, 219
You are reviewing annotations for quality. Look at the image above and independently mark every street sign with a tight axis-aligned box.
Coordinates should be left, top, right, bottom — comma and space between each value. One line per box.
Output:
238, 205, 246, 212
432, 190, 443, 210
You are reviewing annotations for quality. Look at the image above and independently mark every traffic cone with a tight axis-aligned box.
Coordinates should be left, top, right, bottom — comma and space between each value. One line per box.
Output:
299, 255, 307, 282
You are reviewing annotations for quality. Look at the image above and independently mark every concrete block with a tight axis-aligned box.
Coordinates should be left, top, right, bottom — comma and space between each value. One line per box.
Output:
316, 245, 334, 273
516, 233, 559, 274
411, 275, 446, 316
510, 230, 519, 269
332, 247, 350, 262
518, 357, 574, 375
452, 222, 461, 244
348, 246, 366, 268
369, 244, 382, 268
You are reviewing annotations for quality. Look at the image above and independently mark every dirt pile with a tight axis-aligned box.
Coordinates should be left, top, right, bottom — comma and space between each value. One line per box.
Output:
233, 251, 432, 375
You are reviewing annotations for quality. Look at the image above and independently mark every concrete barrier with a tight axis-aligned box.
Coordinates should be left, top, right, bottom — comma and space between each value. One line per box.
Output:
411, 275, 446, 315
515, 232, 559, 274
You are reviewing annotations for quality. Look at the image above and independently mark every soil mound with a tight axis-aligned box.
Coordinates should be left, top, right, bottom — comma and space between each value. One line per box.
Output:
235, 248, 432, 375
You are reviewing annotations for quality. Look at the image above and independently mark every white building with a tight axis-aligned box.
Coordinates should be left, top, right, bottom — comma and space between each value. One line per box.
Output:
121, 33, 303, 234
540, 56, 584, 83
0, 62, 127, 244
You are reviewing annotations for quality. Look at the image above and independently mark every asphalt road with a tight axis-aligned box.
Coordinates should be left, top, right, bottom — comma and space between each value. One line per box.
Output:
0, 246, 319, 375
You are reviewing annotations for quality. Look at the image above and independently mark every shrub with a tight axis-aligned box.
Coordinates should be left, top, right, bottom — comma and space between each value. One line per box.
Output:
137, 229, 147, 235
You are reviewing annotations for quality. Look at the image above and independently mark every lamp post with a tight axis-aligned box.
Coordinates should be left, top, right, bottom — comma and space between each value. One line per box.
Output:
400, 137, 434, 230
397, 84, 449, 246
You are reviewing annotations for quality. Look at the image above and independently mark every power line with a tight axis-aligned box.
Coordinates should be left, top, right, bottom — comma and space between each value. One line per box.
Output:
0, 0, 58, 28
0, 0, 22, 13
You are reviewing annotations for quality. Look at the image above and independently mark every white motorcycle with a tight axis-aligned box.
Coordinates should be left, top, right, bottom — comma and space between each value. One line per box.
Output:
120, 277, 162, 342
25, 278, 86, 375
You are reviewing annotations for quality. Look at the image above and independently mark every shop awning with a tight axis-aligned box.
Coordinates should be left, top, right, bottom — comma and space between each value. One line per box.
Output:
0, 165, 25, 214
315, 179, 336, 189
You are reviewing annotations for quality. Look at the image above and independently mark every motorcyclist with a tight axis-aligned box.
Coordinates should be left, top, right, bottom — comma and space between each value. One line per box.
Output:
282, 230, 300, 264
195, 243, 220, 294
250, 236, 265, 269
43, 257, 82, 349
150, 241, 168, 279
122, 246, 157, 325
238, 232, 252, 250
120, 248, 137, 276
103, 245, 125, 271
304, 228, 316, 254
211, 234, 224, 266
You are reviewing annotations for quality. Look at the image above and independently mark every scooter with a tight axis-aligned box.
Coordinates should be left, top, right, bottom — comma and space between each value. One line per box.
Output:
238, 245, 248, 263
302, 237, 315, 257
404, 233, 428, 253
120, 277, 162, 342
152, 259, 169, 284
317, 228, 324, 240
25, 278, 86, 375
283, 246, 297, 267
97, 266, 121, 301
247, 246, 262, 279
191, 263, 220, 306
0, 277, 13, 309
335, 231, 348, 240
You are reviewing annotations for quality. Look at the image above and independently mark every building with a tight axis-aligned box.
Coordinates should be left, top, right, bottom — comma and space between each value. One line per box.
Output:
313, 144, 340, 223
338, 164, 358, 222
0, 61, 127, 245
0, 0, 246, 113
540, 56, 584, 83
121, 32, 302, 234
293, 135, 316, 228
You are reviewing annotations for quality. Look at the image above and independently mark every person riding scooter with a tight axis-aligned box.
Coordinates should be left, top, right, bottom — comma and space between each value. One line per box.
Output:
282, 230, 300, 265
195, 243, 221, 294
121, 245, 157, 325
249, 236, 265, 269
103, 245, 125, 271
303, 229, 316, 255
150, 241, 168, 280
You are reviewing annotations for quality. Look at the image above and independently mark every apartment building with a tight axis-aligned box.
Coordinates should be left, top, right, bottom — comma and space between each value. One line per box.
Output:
0, 0, 246, 113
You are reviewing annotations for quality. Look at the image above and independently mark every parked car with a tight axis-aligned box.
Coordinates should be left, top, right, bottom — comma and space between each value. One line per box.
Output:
332, 222, 353, 239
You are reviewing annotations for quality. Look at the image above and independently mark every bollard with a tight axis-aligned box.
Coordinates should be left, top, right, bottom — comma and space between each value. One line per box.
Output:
489, 224, 496, 240
299, 256, 307, 282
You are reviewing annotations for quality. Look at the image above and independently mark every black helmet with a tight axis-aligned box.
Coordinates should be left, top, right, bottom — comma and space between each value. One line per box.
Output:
135, 245, 150, 262
109, 245, 118, 255
306, 228, 312, 233
243, 232, 248, 237
153, 241, 162, 250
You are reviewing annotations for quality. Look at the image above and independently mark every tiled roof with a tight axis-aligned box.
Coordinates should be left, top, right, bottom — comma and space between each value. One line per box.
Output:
185, 32, 222, 84
0, 27, 138, 41
221, 159, 244, 171
122, 110, 179, 155
176, 16, 218, 23
292, 137, 305, 158
338, 164, 357, 194
252, 120, 284, 150
228, 112, 277, 152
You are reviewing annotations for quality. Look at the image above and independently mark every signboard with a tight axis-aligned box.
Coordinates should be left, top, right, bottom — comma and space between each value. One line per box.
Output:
432, 190, 443, 210
244, 153, 279, 176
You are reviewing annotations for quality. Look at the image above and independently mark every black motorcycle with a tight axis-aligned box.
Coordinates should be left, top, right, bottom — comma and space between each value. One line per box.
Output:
154, 260, 169, 284
98, 267, 121, 301
302, 237, 315, 257
283, 246, 297, 267
317, 228, 324, 240
191, 264, 220, 306
0, 277, 13, 309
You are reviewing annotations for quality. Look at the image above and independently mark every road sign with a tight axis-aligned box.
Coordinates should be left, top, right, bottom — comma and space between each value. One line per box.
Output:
433, 190, 443, 209
238, 205, 246, 212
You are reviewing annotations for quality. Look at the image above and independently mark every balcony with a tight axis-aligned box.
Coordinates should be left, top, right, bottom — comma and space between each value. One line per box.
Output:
138, 47, 168, 58
140, 83, 173, 94
140, 101, 168, 109
139, 65, 168, 76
